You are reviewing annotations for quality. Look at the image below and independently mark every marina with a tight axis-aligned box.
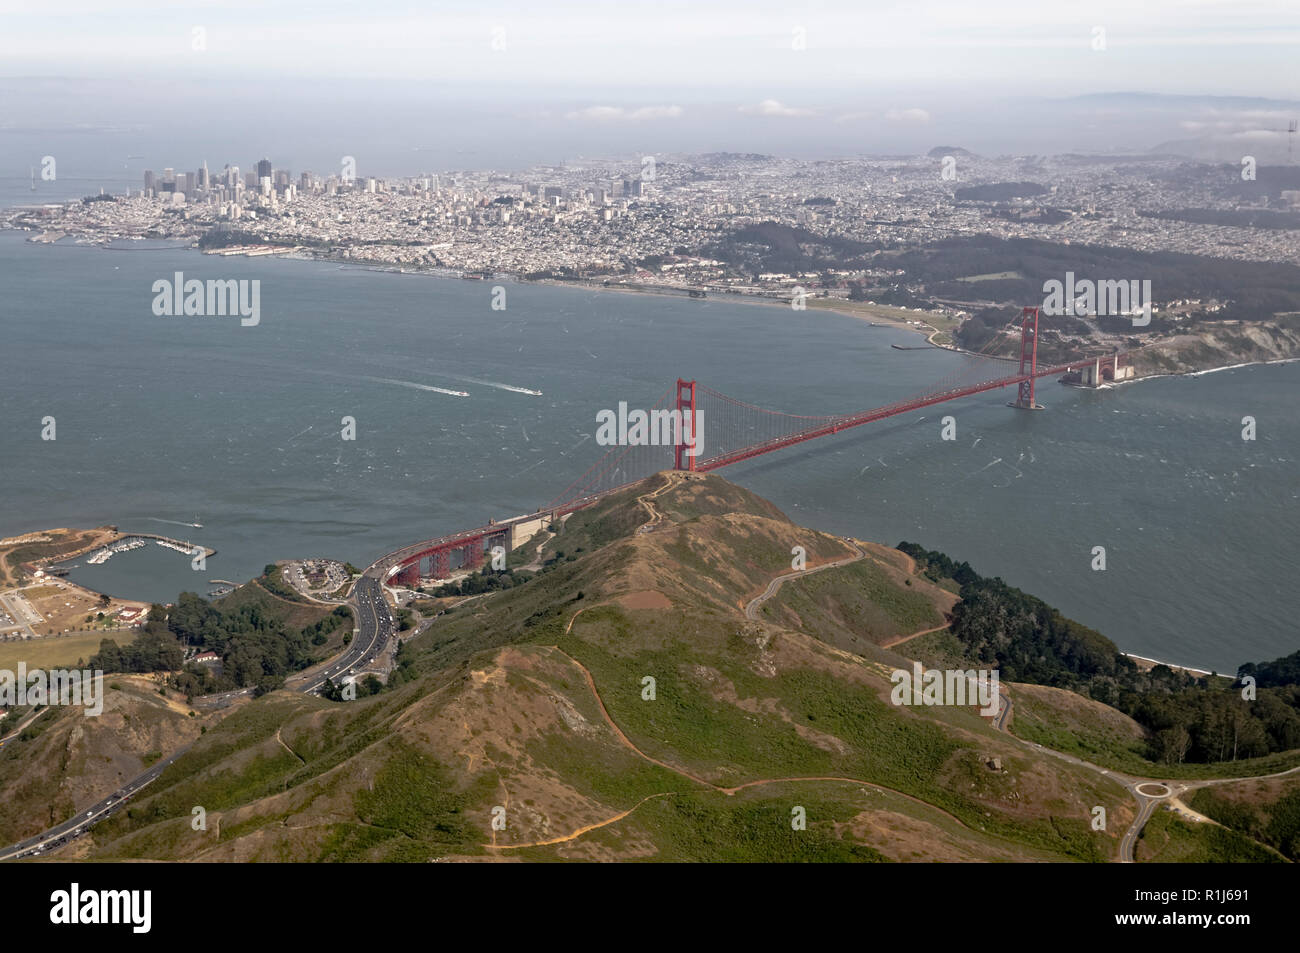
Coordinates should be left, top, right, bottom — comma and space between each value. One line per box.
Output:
86, 537, 147, 564
47, 532, 217, 575
156, 538, 199, 555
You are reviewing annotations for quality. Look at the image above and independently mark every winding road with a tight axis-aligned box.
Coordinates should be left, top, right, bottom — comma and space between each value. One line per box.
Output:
0, 566, 397, 860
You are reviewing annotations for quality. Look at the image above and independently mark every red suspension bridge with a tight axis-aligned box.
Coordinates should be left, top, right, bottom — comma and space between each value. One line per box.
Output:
377, 309, 1130, 586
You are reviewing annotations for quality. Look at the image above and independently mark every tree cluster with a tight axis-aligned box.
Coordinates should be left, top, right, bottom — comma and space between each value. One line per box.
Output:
898, 542, 1300, 764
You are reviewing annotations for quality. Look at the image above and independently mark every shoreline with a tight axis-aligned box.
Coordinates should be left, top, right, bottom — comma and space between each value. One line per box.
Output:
1121, 652, 1219, 678
6, 229, 1298, 383
1104, 355, 1300, 389
0, 228, 947, 342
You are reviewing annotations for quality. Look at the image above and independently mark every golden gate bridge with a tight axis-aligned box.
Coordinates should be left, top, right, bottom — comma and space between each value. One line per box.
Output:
378, 308, 1130, 586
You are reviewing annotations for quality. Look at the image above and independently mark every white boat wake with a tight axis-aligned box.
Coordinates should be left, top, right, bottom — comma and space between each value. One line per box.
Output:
437, 372, 542, 396
362, 375, 469, 397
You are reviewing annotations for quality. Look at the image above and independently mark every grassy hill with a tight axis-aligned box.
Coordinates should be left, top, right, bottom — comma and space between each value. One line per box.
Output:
1135, 808, 1285, 863
0, 676, 206, 844
64, 472, 1150, 862
1186, 777, 1300, 861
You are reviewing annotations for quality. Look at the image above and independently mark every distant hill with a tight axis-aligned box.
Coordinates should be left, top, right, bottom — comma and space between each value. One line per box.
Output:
927, 146, 978, 159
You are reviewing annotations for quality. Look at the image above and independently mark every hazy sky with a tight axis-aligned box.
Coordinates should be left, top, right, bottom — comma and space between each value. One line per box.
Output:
1, 1, 1297, 176
3, 0, 1297, 98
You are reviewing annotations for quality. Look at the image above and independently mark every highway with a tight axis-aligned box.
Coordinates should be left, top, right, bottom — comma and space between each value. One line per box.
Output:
0, 743, 193, 860
0, 573, 396, 861
297, 576, 392, 693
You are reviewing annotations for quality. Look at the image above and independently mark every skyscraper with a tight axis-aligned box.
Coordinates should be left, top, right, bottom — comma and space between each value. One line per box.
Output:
257, 158, 272, 179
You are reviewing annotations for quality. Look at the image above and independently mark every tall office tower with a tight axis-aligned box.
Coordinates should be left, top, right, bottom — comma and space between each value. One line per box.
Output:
143, 170, 155, 193
225, 164, 240, 188
177, 172, 191, 195
300, 171, 312, 191
257, 158, 272, 179
196, 163, 208, 190
275, 169, 289, 189
246, 171, 258, 191
161, 168, 176, 193
623, 178, 642, 198
430, 173, 440, 191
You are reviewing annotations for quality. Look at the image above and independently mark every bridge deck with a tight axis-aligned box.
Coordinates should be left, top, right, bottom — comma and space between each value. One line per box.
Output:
372, 353, 1124, 580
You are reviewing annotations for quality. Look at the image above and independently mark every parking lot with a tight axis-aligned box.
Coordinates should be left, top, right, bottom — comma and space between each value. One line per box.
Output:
284, 559, 350, 599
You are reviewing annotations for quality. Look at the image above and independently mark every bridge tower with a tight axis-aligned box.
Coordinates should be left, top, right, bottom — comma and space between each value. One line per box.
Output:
674, 379, 698, 470
1009, 307, 1045, 410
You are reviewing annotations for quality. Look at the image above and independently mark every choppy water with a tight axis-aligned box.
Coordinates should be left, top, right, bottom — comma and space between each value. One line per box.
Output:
0, 231, 1295, 672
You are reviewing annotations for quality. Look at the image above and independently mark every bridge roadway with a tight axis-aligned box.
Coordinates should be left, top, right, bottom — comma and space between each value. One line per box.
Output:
696, 355, 1117, 471
379, 357, 1127, 558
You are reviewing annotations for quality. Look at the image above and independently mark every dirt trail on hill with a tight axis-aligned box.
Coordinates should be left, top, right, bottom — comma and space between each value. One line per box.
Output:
743, 536, 865, 620
485, 641, 994, 853
881, 623, 951, 649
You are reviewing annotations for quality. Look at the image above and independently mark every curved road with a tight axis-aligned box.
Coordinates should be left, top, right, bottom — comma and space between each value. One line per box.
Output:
0, 572, 396, 860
